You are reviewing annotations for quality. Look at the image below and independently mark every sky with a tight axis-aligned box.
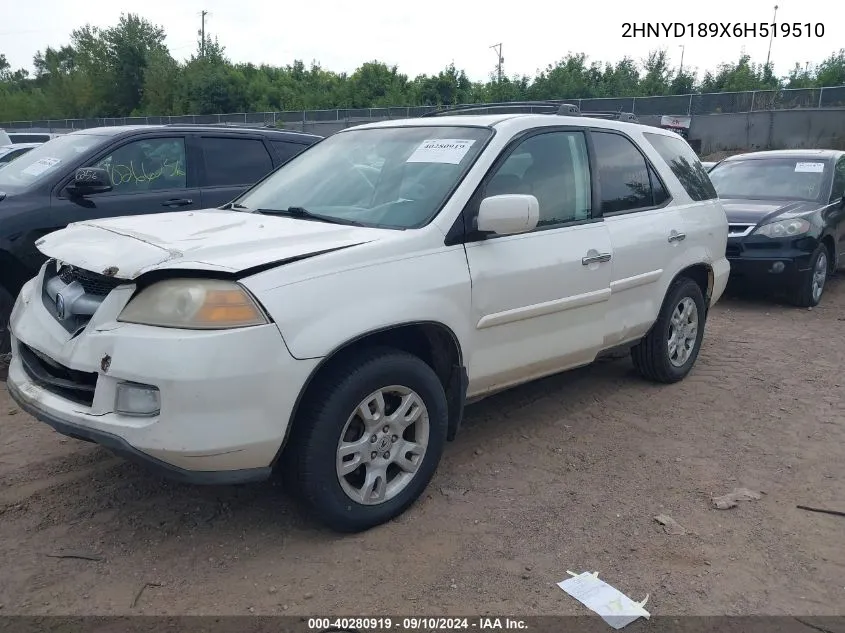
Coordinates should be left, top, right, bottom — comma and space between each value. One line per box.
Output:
0, 0, 839, 83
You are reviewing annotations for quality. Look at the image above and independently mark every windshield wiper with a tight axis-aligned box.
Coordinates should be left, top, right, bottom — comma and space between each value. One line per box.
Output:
256, 206, 365, 226
222, 201, 250, 210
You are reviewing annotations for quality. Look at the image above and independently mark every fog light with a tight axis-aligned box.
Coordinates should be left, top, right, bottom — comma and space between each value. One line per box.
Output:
115, 382, 161, 417
771, 261, 786, 273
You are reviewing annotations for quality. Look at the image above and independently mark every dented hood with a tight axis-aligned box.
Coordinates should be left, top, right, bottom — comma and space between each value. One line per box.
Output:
35, 208, 393, 280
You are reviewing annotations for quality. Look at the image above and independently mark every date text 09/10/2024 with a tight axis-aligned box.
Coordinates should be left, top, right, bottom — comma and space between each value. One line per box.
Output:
622, 22, 825, 38
307, 618, 528, 631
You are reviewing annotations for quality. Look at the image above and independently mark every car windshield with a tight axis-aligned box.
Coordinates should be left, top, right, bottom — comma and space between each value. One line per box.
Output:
235, 125, 492, 229
0, 133, 103, 192
708, 157, 829, 202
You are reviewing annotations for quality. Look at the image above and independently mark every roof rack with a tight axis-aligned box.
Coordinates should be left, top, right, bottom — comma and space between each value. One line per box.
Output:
162, 122, 276, 130
576, 110, 639, 123
420, 101, 637, 123
420, 101, 579, 118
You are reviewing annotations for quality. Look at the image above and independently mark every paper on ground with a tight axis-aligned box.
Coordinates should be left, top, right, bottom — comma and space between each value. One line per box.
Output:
558, 571, 650, 630
406, 139, 475, 164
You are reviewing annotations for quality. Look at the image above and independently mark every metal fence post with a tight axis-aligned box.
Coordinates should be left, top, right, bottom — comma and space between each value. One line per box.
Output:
632, 97, 637, 114
818, 87, 824, 108
750, 91, 756, 112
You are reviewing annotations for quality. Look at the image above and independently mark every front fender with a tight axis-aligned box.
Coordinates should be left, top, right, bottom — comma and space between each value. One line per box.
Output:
242, 248, 473, 360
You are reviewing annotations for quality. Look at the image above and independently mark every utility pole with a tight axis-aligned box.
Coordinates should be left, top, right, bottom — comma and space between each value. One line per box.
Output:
490, 43, 503, 83
765, 4, 778, 68
678, 44, 685, 75
200, 10, 207, 57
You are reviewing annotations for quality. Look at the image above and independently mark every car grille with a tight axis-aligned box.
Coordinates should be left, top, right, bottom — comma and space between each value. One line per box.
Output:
42, 262, 124, 335
58, 265, 123, 296
726, 242, 742, 258
18, 342, 97, 406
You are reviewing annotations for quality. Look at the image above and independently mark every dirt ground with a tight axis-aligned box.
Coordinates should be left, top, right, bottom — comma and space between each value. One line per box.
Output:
1, 280, 844, 618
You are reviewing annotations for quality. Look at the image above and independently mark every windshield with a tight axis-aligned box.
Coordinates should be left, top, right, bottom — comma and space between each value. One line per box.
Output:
708, 158, 830, 202
235, 126, 492, 229
0, 133, 103, 192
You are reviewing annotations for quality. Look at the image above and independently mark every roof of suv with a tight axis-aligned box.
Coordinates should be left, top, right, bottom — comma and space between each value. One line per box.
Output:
721, 149, 843, 162
65, 125, 322, 142
349, 112, 672, 138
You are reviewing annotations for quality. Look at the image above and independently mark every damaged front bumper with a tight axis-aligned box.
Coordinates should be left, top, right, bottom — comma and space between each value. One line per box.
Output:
6, 264, 319, 483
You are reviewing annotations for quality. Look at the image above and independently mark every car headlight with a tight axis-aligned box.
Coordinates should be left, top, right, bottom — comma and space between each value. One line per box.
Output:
752, 218, 811, 238
118, 279, 268, 329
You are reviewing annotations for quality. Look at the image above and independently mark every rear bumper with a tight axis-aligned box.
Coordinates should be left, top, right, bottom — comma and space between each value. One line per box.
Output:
710, 256, 731, 306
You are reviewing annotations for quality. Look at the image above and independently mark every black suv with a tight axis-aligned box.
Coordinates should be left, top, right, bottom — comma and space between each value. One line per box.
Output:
0, 124, 322, 362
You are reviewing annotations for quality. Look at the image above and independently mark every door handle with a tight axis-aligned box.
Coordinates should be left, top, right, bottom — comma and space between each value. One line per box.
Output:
162, 198, 193, 208
582, 252, 612, 265
668, 231, 686, 243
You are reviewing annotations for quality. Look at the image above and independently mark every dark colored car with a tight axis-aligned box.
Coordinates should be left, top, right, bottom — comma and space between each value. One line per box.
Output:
0, 124, 321, 362
7, 132, 60, 144
708, 149, 845, 307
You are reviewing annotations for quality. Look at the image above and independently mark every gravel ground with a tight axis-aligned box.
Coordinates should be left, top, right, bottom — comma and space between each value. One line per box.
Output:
0, 279, 843, 617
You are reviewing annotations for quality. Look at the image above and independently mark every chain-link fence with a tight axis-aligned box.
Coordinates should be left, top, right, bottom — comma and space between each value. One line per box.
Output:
3, 86, 844, 132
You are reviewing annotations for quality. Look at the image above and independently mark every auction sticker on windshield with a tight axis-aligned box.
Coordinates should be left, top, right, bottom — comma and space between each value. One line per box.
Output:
21, 157, 61, 177
407, 139, 475, 164
795, 162, 825, 173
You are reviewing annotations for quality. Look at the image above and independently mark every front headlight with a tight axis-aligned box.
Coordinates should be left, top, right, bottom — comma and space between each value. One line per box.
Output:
118, 279, 268, 329
752, 218, 811, 238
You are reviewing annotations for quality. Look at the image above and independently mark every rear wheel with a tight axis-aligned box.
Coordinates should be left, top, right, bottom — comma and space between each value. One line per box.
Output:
790, 244, 829, 307
631, 277, 706, 384
0, 285, 14, 381
286, 347, 448, 532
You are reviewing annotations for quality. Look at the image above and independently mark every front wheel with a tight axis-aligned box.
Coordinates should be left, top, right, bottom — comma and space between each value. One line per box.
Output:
631, 277, 706, 384
0, 285, 14, 381
790, 244, 829, 307
286, 348, 448, 532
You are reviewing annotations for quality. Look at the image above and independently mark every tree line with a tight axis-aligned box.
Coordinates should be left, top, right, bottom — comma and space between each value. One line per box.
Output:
1, 13, 844, 122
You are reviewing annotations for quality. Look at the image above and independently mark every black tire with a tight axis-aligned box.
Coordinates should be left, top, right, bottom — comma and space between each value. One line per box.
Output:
631, 277, 706, 384
0, 285, 14, 382
285, 347, 448, 532
790, 243, 829, 308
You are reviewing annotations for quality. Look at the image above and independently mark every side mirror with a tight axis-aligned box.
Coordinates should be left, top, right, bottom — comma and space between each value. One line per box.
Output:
68, 167, 112, 196
477, 194, 539, 236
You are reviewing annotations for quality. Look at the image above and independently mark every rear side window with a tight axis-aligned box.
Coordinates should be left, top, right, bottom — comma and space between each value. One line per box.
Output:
201, 137, 274, 187
591, 132, 654, 214
643, 132, 717, 201
271, 141, 308, 164
831, 156, 845, 203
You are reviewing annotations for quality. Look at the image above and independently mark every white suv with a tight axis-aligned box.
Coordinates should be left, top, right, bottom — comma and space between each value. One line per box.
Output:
6, 106, 730, 532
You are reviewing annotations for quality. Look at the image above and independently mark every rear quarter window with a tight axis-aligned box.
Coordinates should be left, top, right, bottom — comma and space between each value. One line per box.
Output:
643, 132, 717, 202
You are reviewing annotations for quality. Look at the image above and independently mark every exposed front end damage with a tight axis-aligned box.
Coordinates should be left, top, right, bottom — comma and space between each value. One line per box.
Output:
6, 259, 321, 482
